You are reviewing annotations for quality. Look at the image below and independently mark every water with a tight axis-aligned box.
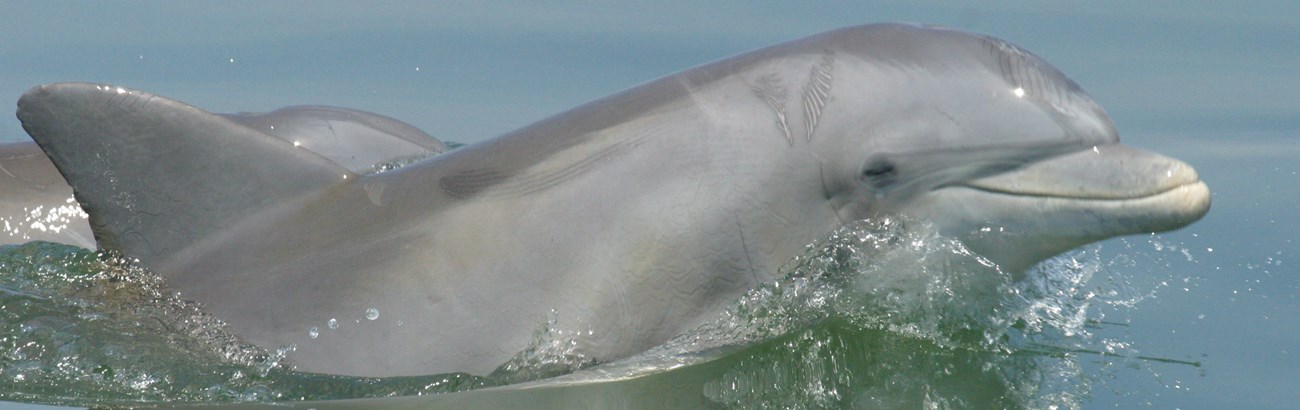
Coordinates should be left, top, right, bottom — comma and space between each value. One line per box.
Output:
1, 2, 1296, 408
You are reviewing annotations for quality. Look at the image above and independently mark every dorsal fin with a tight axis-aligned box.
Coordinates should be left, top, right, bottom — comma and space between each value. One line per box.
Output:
218, 105, 449, 173
17, 83, 354, 266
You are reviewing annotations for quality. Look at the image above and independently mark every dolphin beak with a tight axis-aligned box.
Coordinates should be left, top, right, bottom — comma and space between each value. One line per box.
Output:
963, 144, 1203, 204
907, 144, 1211, 274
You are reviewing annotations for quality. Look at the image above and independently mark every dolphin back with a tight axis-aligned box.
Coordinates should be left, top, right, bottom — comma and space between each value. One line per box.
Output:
16, 83, 355, 267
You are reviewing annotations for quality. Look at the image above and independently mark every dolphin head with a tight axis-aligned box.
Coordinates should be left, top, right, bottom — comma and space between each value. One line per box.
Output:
814, 24, 1210, 274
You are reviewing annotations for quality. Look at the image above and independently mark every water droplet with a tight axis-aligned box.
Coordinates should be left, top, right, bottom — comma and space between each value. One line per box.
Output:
308, 327, 319, 339
328, 318, 338, 329
365, 308, 380, 320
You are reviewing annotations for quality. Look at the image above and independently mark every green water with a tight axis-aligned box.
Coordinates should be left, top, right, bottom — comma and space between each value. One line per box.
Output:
0, 219, 1201, 408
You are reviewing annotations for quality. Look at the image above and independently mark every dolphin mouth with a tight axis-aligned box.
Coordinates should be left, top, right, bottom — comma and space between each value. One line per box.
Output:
950, 178, 1211, 230
961, 179, 1207, 201
948, 143, 1212, 230
957, 144, 1204, 202
910, 143, 1211, 273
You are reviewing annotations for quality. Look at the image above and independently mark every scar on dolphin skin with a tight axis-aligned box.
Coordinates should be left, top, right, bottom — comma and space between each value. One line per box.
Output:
801, 51, 834, 141
983, 37, 1072, 116
734, 213, 760, 284
750, 50, 835, 146
750, 74, 792, 145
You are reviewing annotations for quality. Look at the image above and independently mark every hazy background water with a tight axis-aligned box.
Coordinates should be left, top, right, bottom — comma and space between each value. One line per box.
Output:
1, 1, 1296, 408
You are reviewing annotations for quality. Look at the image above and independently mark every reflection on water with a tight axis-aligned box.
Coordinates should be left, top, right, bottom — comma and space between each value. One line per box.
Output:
0, 218, 1201, 408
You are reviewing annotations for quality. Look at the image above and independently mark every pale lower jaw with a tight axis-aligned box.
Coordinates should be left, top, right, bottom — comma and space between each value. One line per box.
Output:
904, 180, 1211, 274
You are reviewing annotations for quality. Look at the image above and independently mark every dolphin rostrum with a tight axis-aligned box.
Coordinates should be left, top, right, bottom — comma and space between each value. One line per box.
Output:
15, 24, 1209, 377
0, 106, 448, 247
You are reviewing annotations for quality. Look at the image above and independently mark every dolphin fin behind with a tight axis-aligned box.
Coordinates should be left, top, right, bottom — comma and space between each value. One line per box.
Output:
16, 83, 355, 268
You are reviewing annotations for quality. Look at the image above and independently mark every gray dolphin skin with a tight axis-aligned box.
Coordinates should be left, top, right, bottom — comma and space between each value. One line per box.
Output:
15, 23, 1209, 377
0, 106, 447, 247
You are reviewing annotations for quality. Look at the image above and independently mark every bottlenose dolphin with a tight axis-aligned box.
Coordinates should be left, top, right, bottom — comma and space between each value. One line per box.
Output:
15, 23, 1209, 377
0, 106, 447, 247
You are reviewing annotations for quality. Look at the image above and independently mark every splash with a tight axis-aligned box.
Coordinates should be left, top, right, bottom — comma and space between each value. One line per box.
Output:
566, 218, 1200, 409
490, 309, 599, 385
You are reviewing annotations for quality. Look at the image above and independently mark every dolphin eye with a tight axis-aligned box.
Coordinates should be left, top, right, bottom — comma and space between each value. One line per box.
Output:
860, 157, 897, 187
